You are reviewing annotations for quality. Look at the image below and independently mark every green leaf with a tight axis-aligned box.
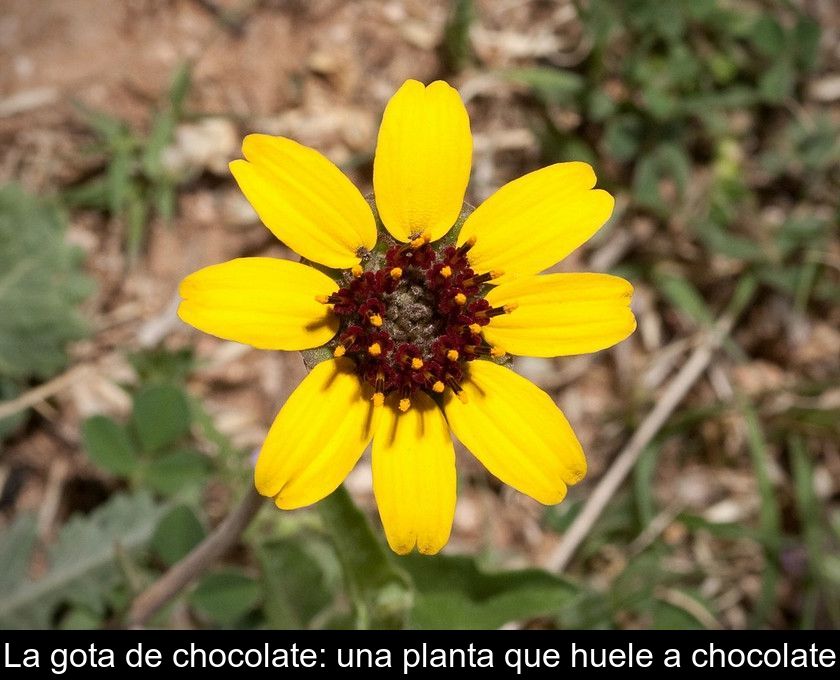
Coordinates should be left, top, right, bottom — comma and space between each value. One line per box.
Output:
652, 594, 710, 629
143, 111, 175, 180
81, 415, 138, 476
603, 114, 644, 162
0, 492, 164, 628
74, 103, 128, 142
633, 144, 691, 212
759, 59, 795, 103
167, 62, 192, 116
143, 448, 211, 495
402, 554, 580, 629
441, 0, 474, 72
106, 141, 133, 215
0, 185, 93, 381
742, 402, 782, 627
0, 514, 38, 593
58, 607, 102, 630
793, 16, 821, 71
750, 15, 785, 58
652, 268, 714, 327
128, 346, 196, 385
0, 378, 27, 441
152, 505, 206, 566
503, 67, 584, 106
317, 485, 411, 629
189, 570, 261, 626
258, 539, 332, 628
143, 63, 191, 180
131, 383, 191, 453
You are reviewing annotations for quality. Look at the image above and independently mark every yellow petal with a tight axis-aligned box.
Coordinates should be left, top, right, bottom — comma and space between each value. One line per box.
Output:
373, 80, 472, 242
483, 273, 636, 357
178, 257, 339, 350
230, 134, 376, 269
457, 163, 614, 282
443, 360, 585, 504
255, 358, 376, 509
373, 392, 456, 555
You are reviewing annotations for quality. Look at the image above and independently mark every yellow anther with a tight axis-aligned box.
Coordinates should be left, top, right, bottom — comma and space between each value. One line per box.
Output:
440, 265, 452, 278
469, 323, 482, 335
315, 295, 330, 304
351, 264, 363, 277
410, 357, 424, 370
398, 398, 411, 412
456, 390, 469, 404
454, 292, 467, 306
432, 380, 445, 393
333, 346, 346, 358
368, 342, 382, 357
446, 349, 459, 362
369, 313, 383, 327
503, 302, 519, 313
490, 346, 506, 358
390, 267, 403, 279
372, 392, 384, 407
491, 269, 505, 279
409, 230, 432, 249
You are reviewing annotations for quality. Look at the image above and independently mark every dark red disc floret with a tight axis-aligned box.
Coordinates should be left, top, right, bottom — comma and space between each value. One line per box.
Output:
322, 236, 509, 409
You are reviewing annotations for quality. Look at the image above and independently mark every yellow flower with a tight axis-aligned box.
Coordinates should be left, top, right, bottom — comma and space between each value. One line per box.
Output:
178, 80, 636, 555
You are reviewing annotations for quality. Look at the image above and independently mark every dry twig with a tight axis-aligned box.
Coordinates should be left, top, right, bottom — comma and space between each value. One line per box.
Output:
126, 486, 264, 627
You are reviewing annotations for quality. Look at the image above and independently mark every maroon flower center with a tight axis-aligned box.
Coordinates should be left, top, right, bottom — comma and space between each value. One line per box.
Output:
319, 234, 512, 411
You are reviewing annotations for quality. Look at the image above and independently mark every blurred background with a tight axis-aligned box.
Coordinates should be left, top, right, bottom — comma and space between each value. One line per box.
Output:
0, 0, 838, 630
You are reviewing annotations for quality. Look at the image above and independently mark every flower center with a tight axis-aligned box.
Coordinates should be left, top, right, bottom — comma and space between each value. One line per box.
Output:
317, 233, 512, 411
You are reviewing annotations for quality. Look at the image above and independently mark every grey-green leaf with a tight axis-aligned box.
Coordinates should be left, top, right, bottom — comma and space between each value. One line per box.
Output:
189, 570, 261, 626
402, 554, 580, 629
0, 185, 92, 381
152, 505, 206, 566
0, 492, 164, 628
258, 539, 333, 629
0, 514, 37, 593
81, 415, 138, 476
144, 448, 210, 495
317, 485, 411, 629
131, 383, 191, 453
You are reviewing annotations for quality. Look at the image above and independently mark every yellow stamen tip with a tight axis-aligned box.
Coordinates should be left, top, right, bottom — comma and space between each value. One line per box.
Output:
456, 390, 469, 404
465, 235, 477, 247
440, 265, 452, 278
410, 357, 424, 370
454, 293, 467, 306
491, 270, 504, 279
351, 264, 363, 277
333, 346, 346, 358
469, 323, 482, 335
390, 267, 403, 279
372, 392, 384, 407
368, 342, 382, 357
398, 398, 411, 412
490, 346, 506, 358
446, 349, 459, 362
504, 302, 519, 313
315, 295, 330, 304
369, 313, 383, 327
432, 380, 445, 393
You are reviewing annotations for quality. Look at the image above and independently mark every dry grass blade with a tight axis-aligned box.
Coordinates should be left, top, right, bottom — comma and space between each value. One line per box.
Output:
544, 277, 757, 573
